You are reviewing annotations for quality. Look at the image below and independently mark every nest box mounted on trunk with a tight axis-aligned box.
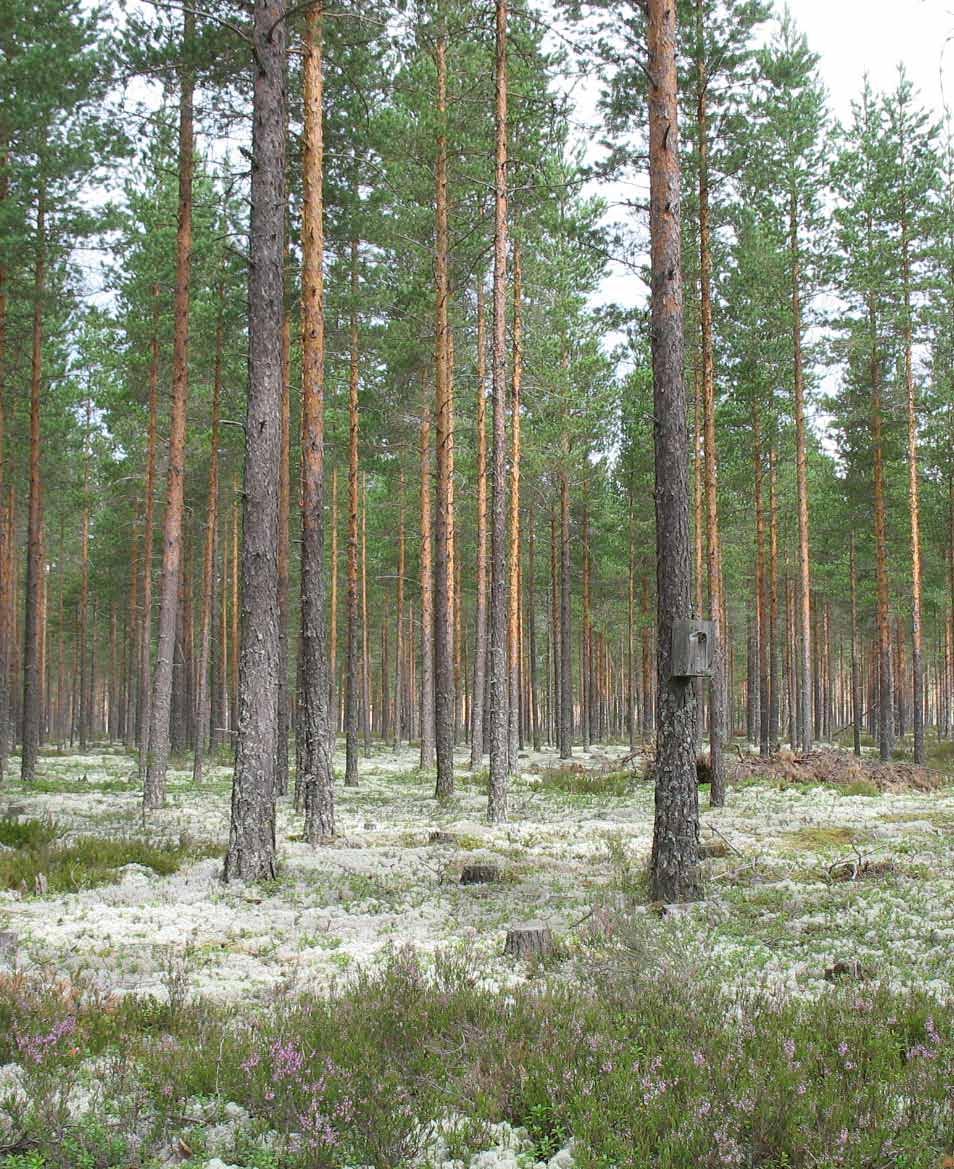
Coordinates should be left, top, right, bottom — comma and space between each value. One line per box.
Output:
671, 619, 715, 678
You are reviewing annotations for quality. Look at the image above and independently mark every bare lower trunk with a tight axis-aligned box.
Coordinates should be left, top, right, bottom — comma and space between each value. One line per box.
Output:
754, 404, 769, 757
145, 9, 194, 810
647, 0, 700, 903
487, 0, 510, 821
470, 285, 489, 768
550, 506, 560, 747
276, 248, 291, 798
768, 446, 780, 751
419, 406, 436, 768
507, 240, 523, 768
791, 193, 813, 754
559, 462, 572, 759
528, 505, 540, 751
393, 475, 405, 748
869, 282, 893, 760
299, 4, 334, 841
79, 398, 92, 750
434, 31, 456, 799
901, 209, 925, 763
0, 147, 8, 781
193, 283, 223, 785
224, 0, 287, 882
360, 474, 371, 750
696, 14, 725, 807
21, 186, 46, 783
345, 238, 361, 786
581, 499, 591, 750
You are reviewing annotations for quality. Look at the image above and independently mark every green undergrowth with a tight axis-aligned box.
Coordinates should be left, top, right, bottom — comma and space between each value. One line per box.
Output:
12, 771, 139, 795
784, 825, 863, 852
0, 950, 950, 1169
0, 818, 59, 851
533, 765, 633, 798
0, 821, 219, 895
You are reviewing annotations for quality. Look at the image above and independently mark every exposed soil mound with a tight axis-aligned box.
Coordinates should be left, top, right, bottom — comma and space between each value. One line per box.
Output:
730, 748, 943, 793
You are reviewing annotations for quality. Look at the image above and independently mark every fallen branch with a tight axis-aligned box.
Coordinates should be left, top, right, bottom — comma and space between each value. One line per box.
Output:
704, 824, 743, 857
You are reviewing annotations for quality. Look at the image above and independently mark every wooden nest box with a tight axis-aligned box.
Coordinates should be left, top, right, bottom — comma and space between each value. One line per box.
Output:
671, 619, 715, 678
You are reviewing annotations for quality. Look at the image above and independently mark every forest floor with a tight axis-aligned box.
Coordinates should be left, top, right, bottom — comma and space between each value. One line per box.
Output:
0, 742, 952, 1168
1, 740, 951, 1003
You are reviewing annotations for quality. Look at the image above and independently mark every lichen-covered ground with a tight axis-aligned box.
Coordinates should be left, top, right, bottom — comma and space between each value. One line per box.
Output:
2, 741, 952, 1005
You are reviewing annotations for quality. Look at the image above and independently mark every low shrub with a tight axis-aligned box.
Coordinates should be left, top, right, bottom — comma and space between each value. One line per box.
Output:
0, 817, 58, 851
0, 831, 219, 895
535, 766, 632, 797
0, 949, 949, 1169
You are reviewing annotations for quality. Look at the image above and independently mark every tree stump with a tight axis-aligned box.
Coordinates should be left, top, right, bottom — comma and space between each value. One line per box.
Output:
699, 839, 730, 859
428, 831, 457, 846
824, 958, 870, 982
504, 922, 554, 960
0, 931, 17, 966
460, 863, 499, 885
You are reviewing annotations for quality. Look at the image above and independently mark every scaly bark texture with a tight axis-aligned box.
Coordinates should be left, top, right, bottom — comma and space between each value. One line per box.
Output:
469, 284, 489, 769
138, 288, 160, 772
79, 398, 91, 750
193, 283, 223, 785
871, 316, 894, 760
276, 244, 291, 798
695, 4, 725, 806
768, 446, 781, 750
527, 503, 540, 750
754, 404, 769, 757
419, 406, 436, 768
790, 191, 813, 753
299, 4, 334, 840
21, 184, 46, 783
434, 31, 456, 799
488, 0, 510, 822
145, 8, 194, 810
647, 0, 701, 904
329, 467, 338, 733
224, 0, 287, 881
345, 238, 361, 786
507, 240, 523, 767
0, 144, 8, 781
559, 455, 572, 759
900, 195, 925, 764
393, 473, 405, 748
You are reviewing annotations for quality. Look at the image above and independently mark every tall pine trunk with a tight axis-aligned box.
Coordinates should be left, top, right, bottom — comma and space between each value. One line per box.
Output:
791, 192, 813, 753
900, 199, 925, 763
754, 404, 769, 757
487, 0, 510, 822
193, 282, 223, 785
393, 474, 406, 747
145, 8, 194, 810
21, 183, 46, 783
559, 460, 573, 759
768, 446, 781, 751
507, 240, 523, 767
345, 238, 361, 786
695, 6, 725, 806
434, 31, 456, 799
138, 288, 160, 772
78, 397, 92, 750
419, 407, 436, 768
224, 0, 287, 881
647, 0, 700, 903
0, 144, 8, 781
469, 284, 489, 768
299, 4, 334, 840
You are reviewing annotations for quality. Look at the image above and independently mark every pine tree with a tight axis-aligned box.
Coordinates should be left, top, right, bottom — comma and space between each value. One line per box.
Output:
225, 0, 288, 883
646, 0, 701, 903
